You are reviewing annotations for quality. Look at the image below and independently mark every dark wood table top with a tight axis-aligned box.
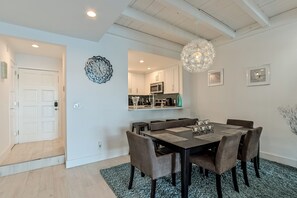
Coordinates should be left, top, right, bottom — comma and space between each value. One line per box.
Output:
142, 122, 250, 150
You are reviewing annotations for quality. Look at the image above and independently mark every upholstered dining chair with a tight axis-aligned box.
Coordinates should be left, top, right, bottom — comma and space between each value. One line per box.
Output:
226, 119, 254, 129
237, 127, 262, 187
189, 133, 242, 198
126, 131, 180, 198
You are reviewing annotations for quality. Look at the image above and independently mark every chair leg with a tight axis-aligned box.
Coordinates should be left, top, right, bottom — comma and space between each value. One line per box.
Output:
128, 165, 135, 189
172, 173, 176, 186
151, 179, 156, 198
253, 157, 260, 178
216, 174, 222, 198
205, 169, 209, 177
242, 161, 250, 187
199, 166, 203, 174
141, 172, 145, 177
231, 167, 239, 192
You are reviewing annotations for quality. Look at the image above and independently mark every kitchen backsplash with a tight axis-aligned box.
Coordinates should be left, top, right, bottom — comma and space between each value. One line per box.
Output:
128, 93, 179, 106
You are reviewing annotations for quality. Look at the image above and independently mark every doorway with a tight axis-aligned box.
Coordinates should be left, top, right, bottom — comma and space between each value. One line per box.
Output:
18, 68, 59, 143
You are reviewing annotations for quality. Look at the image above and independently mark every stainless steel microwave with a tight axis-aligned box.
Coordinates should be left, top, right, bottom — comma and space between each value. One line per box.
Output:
150, 82, 164, 94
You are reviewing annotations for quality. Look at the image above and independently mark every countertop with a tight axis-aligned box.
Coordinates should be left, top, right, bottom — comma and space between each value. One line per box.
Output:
128, 105, 183, 111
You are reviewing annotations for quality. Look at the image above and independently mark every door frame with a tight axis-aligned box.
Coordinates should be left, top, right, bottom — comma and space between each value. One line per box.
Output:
9, 59, 19, 145
16, 67, 63, 143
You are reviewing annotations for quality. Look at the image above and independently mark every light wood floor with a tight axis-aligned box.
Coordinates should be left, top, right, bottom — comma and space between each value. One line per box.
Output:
0, 139, 64, 166
0, 155, 130, 198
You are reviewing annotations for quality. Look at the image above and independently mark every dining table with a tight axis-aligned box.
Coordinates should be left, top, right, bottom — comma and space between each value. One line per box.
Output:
142, 122, 251, 198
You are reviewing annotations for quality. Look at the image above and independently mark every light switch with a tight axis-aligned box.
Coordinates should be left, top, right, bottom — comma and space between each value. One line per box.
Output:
73, 103, 81, 109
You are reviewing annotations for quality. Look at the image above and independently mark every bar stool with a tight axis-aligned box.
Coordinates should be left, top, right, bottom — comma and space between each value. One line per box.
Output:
150, 120, 164, 123
166, 119, 177, 121
131, 122, 149, 134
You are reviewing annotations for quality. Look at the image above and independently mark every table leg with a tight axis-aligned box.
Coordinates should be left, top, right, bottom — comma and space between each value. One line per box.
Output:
180, 149, 190, 198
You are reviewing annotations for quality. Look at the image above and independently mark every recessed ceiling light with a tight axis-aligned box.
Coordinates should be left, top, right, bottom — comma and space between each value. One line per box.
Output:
32, 44, 39, 48
140, 60, 144, 63
147, 67, 151, 70
87, 10, 96, 18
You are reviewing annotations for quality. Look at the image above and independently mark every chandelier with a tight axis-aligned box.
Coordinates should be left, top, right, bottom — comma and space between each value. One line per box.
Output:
181, 38, 215, 73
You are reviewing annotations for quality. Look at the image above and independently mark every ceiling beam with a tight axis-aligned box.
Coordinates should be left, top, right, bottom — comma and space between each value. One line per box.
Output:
122, 7, 198, 43
233, 0, 270, 27
156, 0, 236, 38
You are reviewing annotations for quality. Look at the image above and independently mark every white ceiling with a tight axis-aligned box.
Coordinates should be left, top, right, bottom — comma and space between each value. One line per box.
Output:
128, 50, 180, 73
0, 0, 130, 41
1, 0, 297, 70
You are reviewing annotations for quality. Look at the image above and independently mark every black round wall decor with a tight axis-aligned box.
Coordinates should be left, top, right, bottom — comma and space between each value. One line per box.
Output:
84, 55, 113, 84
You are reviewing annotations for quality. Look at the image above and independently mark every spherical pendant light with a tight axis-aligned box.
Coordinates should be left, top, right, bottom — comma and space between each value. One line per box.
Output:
181, 38, 215, 73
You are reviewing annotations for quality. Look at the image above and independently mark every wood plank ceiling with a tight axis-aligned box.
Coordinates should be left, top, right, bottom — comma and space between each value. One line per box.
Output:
115, 0, 297, 46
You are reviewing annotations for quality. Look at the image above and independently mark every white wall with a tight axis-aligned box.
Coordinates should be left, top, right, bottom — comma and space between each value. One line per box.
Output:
0, 39, 15, 160
191, 22, 297, 167
0, 22, 193, 168
65, 32, 193, 167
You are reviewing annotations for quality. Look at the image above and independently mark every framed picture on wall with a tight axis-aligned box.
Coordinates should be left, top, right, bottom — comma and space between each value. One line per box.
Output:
246, 64, 270, 86
208, 69, 224, 86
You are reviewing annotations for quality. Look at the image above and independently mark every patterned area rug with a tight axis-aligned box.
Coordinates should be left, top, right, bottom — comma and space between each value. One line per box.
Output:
100, 159, 297, 198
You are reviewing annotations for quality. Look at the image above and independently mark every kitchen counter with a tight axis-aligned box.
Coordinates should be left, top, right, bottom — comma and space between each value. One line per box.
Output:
128, 105, 183, 111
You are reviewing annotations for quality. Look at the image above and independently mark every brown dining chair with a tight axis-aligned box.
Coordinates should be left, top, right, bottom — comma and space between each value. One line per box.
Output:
189, 133, 242, 198
126, 131, 180, 198
226, 119, 254, 129
237, 127, 262, 187
226, 119, 261, 168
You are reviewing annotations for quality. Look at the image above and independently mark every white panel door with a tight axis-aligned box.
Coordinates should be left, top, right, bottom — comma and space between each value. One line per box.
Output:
18, 69, 59, 143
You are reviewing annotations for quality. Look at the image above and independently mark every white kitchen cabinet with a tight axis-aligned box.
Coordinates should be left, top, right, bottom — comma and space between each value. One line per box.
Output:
144, 72, 152, 95
128, 72, 145, 95
152, 70, 164, 83
144, 70, 165, 95
164, 65, 179, 94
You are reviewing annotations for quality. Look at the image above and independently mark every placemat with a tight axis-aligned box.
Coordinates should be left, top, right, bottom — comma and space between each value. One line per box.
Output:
166, 127, 190, 133
152, 133, 188, 142
220, 129, 248, 135
194, 133, 223, 142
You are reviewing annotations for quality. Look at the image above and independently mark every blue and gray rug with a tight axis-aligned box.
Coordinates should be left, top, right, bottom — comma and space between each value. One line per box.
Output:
100, 159, 297, 198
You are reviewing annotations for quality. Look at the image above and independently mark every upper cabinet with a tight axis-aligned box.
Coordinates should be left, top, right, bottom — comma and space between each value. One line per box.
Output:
152, 70, 164, 83
164, 65, 179, 94
128, 72, 145, 95
144, 70, 165, 95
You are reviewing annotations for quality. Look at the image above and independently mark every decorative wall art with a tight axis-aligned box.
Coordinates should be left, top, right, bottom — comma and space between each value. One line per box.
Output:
208, 69, 224, 86
278, 105, 297, 135
84, 55, 113, 84
246, 64, 270, 86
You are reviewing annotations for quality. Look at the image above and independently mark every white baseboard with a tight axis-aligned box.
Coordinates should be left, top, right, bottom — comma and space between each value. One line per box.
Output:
260, 151, 297, 168
65, 149, 297, 169
66, 148, 129, 168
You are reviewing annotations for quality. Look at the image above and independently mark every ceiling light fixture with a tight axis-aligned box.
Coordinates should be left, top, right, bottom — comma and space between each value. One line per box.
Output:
139, 60, 144, 63
147, 67, 151, 70
181, 38, 215, 73
32, 44, 39, 48
87, 10, 96, 18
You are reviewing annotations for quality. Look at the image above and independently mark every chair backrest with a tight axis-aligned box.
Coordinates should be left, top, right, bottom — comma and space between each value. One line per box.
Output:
241, 127, 263, 161
215, 133, 241, 174
226, 119, 254, 129
150, 118, 198, 131
126, 131, 157, 175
